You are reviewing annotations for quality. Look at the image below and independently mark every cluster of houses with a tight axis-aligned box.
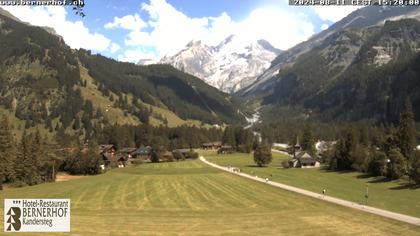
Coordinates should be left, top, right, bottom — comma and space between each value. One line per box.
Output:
201, 141, 222, 149
99, 145, 196, 169
201, 141, 233, 154
61, 136, 342, 171
99, 144, 141, 169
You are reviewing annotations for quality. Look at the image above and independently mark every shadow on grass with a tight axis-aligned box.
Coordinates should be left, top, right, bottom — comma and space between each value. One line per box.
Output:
245, 165, 269, 168
390, 183, 420, 190
323, 168, 354, 174
368, 177, 391, 183
356, 173, 373, 179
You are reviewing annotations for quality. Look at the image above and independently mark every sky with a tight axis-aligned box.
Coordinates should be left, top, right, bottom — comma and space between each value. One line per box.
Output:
1, 0, 360, 63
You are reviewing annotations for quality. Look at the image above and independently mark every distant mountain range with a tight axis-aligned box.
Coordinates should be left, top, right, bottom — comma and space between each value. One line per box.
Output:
238, 6, 420, 123
159, 35, 282, 93
0, 9, 245, 138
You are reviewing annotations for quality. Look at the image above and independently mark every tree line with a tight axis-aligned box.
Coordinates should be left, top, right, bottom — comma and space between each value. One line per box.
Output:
221, 126, 257, 153
0, 116, 58, 189
326, 99, 420, 184
60, 141, 102, 175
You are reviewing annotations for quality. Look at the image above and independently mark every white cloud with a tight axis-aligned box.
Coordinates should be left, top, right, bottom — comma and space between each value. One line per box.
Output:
107, 0, 315, 62
321, 23, 329, 30
117, 48, 158, 63
105, 14, 147, 31
110, 43, 121, 53
236, 8, 314, 50
311, 6, 361, 22
1, 6, 113, 52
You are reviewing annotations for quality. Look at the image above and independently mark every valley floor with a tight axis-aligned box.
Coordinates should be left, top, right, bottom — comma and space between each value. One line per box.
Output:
204, 151, 420, 218
1, 160, 420, 235
200, 155, 420, 226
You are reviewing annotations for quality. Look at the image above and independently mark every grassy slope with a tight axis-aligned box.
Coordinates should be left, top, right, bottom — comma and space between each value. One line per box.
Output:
79, 64, 209, 128
1, 160, 419, 235
204, 151, 420, 218
78, 65, 140, 126
141, 101, 206, 128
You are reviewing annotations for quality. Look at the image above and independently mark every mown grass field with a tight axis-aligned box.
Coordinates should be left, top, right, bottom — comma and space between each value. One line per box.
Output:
204, 150, 420, 218
1, 160, 420, 235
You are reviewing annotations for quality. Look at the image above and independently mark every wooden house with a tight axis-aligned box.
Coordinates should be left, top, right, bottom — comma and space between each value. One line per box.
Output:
218, 145, 233, 154
288, 151, 320, 168
118, 148, 137, 159
161, 151, 173, 162
99, 144, 116, 154
102, 152, 126, 168
202, 143, 213, 149
202, 141, 222, 149
132, 146, 151, 159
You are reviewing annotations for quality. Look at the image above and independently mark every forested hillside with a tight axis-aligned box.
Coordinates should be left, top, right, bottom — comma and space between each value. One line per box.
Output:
0, 11, 244, 142
78, 50, 243, 124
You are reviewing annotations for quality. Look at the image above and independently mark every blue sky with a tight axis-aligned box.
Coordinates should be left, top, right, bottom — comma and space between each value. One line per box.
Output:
2, 1, 359, 62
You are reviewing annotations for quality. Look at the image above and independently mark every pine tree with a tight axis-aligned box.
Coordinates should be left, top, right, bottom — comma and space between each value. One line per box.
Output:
73, 115, 81, 130
150, 149, 161, 163
368, 150, 388, 177
301, 124, 316, 155
388, 148, 407, 179
15, 131, 32, 184
27, 130, 43, 185
222, 126, 236, 148
84, 140, 102, 175
409, 151, 420, 184
397, 98, 416, 159
0, 115, 16, 184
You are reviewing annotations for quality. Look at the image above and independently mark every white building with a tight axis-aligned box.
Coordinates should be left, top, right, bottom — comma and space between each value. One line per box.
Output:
273, 143, 289, 150
316, 140, 331, 153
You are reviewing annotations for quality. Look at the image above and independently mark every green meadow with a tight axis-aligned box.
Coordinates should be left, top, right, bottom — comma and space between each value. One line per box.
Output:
1, 160, 419, 235
204, 151, 420, 218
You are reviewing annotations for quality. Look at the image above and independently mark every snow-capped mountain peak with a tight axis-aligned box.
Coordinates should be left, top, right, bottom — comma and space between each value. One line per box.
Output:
160, 35, 281, 93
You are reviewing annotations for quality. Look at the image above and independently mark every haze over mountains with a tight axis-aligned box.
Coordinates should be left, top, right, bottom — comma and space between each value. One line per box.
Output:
159, 35, 281, 93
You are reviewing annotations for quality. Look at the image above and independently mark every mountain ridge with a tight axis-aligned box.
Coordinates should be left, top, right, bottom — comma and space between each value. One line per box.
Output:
259, 17, 420, 123
160, 35, 282, 93
238, 6, 420, 99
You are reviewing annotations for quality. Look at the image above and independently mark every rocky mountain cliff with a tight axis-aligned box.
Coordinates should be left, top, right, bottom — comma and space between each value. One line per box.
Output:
160, 35, 281, 93
258, 16, 420, 123
238, 6, 420, 99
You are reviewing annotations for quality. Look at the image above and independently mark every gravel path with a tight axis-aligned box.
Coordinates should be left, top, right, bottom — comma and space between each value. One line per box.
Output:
200, 156, 420, 226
